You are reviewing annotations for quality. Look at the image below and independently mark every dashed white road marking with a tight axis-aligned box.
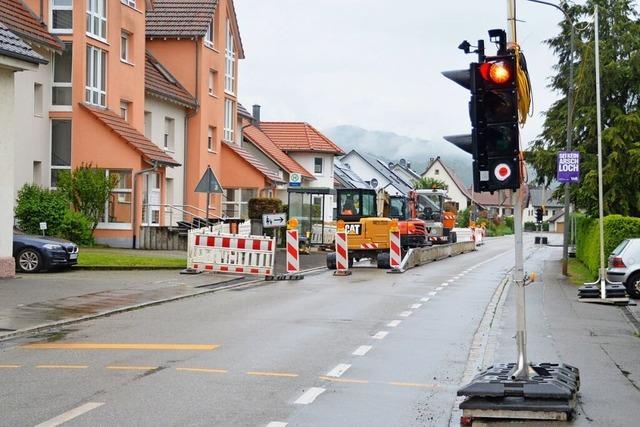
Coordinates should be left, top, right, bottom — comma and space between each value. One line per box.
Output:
428, 291, 437, 296
266, 423, 288, 427
294, 387, 326, 405
435, 287, 444, 291
420, 297, 430, 302
373, 331, 389, 340
442, 283, 449, 287
35, 402, 105, 427
399, 311, 413, 317
441, 282, 448, 287
447, 279, 455, 283
410, 303, 422, 309
387, 320, 402, 327
353, 345, 372, 356
455, 275, 463, 279
326, 364, 351, 378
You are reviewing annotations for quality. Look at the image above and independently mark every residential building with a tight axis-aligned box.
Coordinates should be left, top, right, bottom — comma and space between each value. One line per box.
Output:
0, 21, 48, 277
421, 156, 473, 210
334, 158, 371, 190
523, 187, 564, 225
388, 159, 420, 187
471, 190, 513, 219
341, 150, 411, 196
146, 0, 244, 220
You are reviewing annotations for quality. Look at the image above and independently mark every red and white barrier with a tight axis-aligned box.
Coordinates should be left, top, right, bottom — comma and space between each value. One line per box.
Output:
286, 229, 300, 273
188, 231, 275, 277
335, 231, 350, 274
390, 229, 402, 269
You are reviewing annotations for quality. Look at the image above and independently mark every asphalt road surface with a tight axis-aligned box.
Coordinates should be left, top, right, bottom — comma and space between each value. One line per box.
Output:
0, 237, 522, 426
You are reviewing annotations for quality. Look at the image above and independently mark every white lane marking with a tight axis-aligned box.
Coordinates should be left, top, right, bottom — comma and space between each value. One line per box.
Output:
35, 402, 105, 427
420, 297, 430, 302
455, 275, 463, 279
442, 283, 449, 287
266, 423, 288, 427
447, 279, 455, 283
441, 282, 448, 287
435, 287, 444, 291
326, 364, 351, 378
428, 291, 437, 296
387, 320, 402, 327
294, 387, 326, 405
373, 331, 389, 340
399, 311, 413, 317
410, 304, 422, 309
353, 345, 372, 356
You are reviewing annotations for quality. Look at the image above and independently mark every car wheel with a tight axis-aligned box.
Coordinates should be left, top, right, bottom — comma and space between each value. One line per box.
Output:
17, 248, 42, 273
625, 272, 640, 299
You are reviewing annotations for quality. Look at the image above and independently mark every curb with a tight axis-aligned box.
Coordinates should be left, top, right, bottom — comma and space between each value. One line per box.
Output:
0, 265, 327, 342
73, 265, 185, 271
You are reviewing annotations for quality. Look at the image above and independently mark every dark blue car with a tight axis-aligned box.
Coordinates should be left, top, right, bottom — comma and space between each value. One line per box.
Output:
13, 232, 79, 273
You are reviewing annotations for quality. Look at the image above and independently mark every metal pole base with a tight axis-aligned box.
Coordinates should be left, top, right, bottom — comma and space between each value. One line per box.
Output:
180, 268, 202, 275
578, 276, 630, 305
333, 270, 352, 276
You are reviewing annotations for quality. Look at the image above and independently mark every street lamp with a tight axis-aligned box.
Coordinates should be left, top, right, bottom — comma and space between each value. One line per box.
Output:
525, 0, 576, 276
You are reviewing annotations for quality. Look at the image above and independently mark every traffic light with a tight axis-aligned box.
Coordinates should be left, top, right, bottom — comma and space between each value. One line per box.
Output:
536, 207, 543, 223
443, 30, 521, 193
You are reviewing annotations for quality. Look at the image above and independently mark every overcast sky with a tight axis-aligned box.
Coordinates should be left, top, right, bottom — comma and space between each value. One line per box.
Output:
235, 1, 582, 147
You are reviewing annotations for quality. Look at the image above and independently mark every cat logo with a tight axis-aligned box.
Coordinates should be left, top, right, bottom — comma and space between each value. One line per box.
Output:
344, 224, 362, 235
426, 227, 432, 233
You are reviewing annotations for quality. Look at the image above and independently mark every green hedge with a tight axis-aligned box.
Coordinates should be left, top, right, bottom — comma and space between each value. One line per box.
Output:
575, 213, 640, 276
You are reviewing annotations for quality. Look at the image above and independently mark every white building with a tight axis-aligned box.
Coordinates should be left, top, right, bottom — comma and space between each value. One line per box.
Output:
340, 150, 411, 196
421, 157, 472, 210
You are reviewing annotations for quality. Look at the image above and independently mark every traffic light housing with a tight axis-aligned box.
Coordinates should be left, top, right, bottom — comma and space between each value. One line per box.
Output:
536, 207, 543, 223
443, 31, 521, 193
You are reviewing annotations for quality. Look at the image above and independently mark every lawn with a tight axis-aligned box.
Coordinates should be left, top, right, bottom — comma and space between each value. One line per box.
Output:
78, 248, 187, 268
568, 258, 596, 286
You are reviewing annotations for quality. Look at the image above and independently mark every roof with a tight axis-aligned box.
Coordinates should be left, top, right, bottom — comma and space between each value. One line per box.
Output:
259, 122, 345, 155
470, 190, 513, 208
0, 22, 46, 65
424, 157, 474, 201
391, 162, 421, 180
237, 103, 253, 119
145, 51, 197, 108
146, 0, 218, 38
548, 209, 565, 223
343, 150, 412, 194
529, 187, 563, 208
0, 0, 62, 51
243, 125, 313, 179
82, 104, 180, 167
334, 158, 371, 189
223, 142, 285, 183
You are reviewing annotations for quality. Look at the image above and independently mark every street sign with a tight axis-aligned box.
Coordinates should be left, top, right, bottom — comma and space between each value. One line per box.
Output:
195, 165, 223, 193
556, 151, 580, 183
289, 173, 302, 187
263, 213, 287, 228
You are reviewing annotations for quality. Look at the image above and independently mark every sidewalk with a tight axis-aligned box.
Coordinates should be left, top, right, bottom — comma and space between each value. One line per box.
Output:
491, 244, 640, 425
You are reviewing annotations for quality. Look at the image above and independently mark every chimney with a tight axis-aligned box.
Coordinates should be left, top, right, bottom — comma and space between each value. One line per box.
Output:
252, 104, 261, 126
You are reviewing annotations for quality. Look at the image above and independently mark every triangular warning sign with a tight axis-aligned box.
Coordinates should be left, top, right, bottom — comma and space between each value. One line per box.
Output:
194, 166, 223, 193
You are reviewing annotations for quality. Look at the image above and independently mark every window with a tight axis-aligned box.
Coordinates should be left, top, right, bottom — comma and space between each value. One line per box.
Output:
120, 101, 129, 121
86, 0, 106, 40
51, 0, 73, 33
33, 161, 42, 186
141, 172, 160, 225
53, 42, 72, 106
204, 19, 214, 47
121, 0, 136, 8
224, 19, 235, 93
164, 117, 175, 151
34, 83, 43, 116
208, 126, 216, 152
314, 157, 323, 174
224, 99, 234, 142
120, 31, 129, 62
144, 111, 151, 137
222, 189, 257, 219
86, 45, 106, 107
435, 169, 440, 175
50, 119, 72, 187
100, 170, 132, 225
208, 70, 217, 96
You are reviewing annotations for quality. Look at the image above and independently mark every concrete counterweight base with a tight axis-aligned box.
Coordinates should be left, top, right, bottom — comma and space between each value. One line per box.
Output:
0, 256, 15, 278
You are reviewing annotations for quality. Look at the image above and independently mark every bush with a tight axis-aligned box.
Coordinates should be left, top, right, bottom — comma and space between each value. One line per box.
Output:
58, 210, 95, 245
248, 198, 283, 220
524, 221, 536, 231
504, 216, 514, 232
457, 208, 470, 227
14, 184, 68, 235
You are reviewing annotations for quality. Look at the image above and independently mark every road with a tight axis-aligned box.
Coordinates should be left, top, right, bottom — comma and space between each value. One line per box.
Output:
0, 236, 526, 426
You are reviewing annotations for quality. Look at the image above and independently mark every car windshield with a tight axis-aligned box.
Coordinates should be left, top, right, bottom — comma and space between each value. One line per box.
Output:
611, 239, 629, 256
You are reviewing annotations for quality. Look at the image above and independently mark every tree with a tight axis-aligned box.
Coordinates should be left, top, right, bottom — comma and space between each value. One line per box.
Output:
57, 163, 118, 230
413, 177, 448, 190
14, 184, 68, 235
527, 0, 640, 216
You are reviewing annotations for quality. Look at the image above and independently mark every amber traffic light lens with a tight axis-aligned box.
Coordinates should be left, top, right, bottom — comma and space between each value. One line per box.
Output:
489, 62, 511, 84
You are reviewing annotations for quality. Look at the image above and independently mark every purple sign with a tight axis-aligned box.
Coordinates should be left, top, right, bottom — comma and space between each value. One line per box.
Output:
557, 151, 580, 183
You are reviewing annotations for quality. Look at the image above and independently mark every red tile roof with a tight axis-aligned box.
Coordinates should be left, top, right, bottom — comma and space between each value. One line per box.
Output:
471, 190, 514, 208
146, 0, 218, 38
82, 104, 180, 167
243, 125, 313, 179
223, 142, 285, 183
145, 51, 197, 108
0, 0, 63, 51
259, 122, 345, 155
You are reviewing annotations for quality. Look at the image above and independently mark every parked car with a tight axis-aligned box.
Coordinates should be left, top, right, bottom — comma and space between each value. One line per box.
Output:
13, 231, 79, 273
606, 238, 640, 298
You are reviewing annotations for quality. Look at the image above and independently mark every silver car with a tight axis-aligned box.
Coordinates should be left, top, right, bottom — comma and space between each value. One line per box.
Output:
606, 238, 640, 298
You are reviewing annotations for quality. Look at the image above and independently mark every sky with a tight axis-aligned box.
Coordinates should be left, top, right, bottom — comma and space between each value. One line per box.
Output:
234, 1, 576, 147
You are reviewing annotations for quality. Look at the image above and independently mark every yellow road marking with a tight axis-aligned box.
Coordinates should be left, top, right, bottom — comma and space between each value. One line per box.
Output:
106, 365, 158, 371
319, 376, 369, 384
177, 367, 228, 374
388, 381, 437, 389
23, 343, 218, 350
36, 365, 88, 369
0, 364, 21, 369
247, 371, 299, 378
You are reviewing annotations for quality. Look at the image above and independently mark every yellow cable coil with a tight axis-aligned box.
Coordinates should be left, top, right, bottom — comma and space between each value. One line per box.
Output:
513, 44, 532, 126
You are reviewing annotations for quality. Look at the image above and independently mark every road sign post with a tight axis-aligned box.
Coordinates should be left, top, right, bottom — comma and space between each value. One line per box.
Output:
194, 165, 223, 226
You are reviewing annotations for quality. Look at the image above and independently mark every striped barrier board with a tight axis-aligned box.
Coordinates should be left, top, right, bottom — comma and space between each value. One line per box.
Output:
188, 232, 275, 277
390, 230, 402, 269
334, 231, 350, 275
286, 229, 300, 273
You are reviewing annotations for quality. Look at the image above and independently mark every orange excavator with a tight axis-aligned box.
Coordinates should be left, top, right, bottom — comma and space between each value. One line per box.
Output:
410, 189, 458, 244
